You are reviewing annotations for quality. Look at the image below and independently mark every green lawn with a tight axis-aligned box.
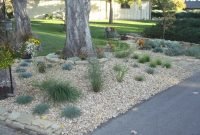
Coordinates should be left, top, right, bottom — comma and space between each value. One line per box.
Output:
31, 19, 155, 56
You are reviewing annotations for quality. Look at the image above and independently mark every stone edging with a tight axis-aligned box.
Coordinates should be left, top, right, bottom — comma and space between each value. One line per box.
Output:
0, 107, 62, 135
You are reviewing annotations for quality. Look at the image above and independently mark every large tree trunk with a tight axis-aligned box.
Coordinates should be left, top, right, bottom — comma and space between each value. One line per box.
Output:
63, 0, 95, 58
0, 0, 6, 44
109, 0, 113, 24
13, 0, 32, 48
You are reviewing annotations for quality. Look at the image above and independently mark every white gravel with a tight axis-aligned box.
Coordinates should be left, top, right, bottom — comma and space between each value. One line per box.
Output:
1, 50, 200, 135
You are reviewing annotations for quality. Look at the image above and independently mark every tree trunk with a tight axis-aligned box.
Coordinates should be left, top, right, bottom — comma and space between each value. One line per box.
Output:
13, 0, 32, 48
109, 0, 113, 24
63, 0, 95, 58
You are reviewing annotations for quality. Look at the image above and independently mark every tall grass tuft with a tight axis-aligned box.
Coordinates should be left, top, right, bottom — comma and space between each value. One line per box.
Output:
88, 59, 103, 92
37, 79, 81, 103
61, 106, 81, 119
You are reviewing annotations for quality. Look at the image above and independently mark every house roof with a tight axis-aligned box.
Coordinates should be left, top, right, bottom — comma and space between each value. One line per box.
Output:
185, 0, 200, 9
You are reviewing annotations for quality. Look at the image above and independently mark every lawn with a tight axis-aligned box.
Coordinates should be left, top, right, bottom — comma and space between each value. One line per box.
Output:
31, 19, 155, 56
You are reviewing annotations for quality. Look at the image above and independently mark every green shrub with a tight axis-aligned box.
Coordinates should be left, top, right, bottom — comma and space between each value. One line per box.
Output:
162, 62, 172, 69
62, 63, 73, 71
18, 72, 32, 78
33, 103, 50, 115
19, 62, 29, 67
149, 61, 157, 68
132, 53, 139, 59
185, 46, 200, 58
153, 47, 163, 53
164, 43, 185, 56
113, 64, 123, 71
146, 68, 155, 74
138, 54, 150, 63
155, 59, 162, 65
37, 79, 81, 103
88, 60, 103, 92
37, 62, 46, 73
61, 106, 81, 119
135, 76, 145, 81
116, 67, 128, 82
16, 95, 33, 104
16, 68, 26, 73
115, 50, 130, 58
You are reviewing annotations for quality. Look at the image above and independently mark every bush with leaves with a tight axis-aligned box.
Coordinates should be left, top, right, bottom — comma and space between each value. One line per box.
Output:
88, 59, 103, 92
16, 95, 33, 105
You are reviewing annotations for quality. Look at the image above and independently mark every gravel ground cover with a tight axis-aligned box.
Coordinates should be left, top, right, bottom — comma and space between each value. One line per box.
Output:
1, 48, 200, 135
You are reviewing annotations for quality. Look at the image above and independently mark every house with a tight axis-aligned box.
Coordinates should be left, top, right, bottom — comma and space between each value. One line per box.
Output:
27, 0, 151, 20
185, 0, 200, 9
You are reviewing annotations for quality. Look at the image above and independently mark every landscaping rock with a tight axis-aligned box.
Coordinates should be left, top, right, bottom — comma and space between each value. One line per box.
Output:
0, 107, 7, 115
16, 113, 33, 125
8, 112, 21, 121
32, 119, 54, 129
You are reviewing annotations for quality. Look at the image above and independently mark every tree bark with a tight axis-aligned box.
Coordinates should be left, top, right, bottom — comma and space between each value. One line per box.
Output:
109, 0, 113, 24
13, 0, 32, 48
63, 0, 95, 58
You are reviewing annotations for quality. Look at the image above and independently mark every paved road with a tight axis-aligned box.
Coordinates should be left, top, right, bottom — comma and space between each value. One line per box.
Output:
0, 124, 27, 135
91, 72, 200, 135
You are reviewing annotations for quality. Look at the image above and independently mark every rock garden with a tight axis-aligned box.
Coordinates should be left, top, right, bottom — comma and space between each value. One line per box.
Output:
1, 35, 200, 135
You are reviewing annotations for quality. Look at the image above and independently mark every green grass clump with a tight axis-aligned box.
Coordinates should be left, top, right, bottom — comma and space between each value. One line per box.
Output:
33, 103, 50, 115
16, 68, 26, 73
37, 62, 46, 73
88, 60, 103, 92
132, 53, 139, 59
18, 72, 32, 78
19, 62, 29, 67
162, 62, 172, 69
149, 61, 157, 68
115, 50, 130, 58
113, 64, 123, 71
138, 54, 150, 63
146, 68, 155, 74
155, 59, 162, 65
16, 95, 33, 105
62, 63, 73, 71
37, 79, 81, 103
61, 106, 81, 119
116, 67, 128, 82
135, 76, 145, 81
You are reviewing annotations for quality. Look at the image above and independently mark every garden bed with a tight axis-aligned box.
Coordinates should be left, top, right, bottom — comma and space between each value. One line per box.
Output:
0, 48, 200, 135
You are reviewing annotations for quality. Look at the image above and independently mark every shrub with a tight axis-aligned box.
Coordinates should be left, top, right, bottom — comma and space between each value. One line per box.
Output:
146, 68, 155, 74
33, 103, 50, 115
88, 60, 103, 92
116, 67, 128, 82
115, 50, 130, 58
149, 61, 157, 68
153, 47, 163, 53
162, 62, 172, 69
138, 54, 150, 63
62, 63, 73, 71
37, 79, 81, 103
185, 46, 200, 58
164, 42, 185, 56
37, 62, 46, 73
18, 72, 32, 78
155, 59, 162, 65
16, 95, 33, 104
61, 106, 81, 119
135, 76, 145, 81
19, 62, 29, 67
131, 53, 139, 59
16, 68, 26, 73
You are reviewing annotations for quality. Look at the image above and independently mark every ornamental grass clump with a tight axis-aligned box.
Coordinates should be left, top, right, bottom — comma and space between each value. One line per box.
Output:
115, 50, 130, 58
37, 62, 46, 73
162, 62, 172, 69
132, 53, 139, 59
149, 61, 157, 68
138, 54, 150, 63
135, 76, 145, 81
33, 103, 50, 115
116, 67, 128, 82
146, 68, 155, 74
16, 95, 33, 105
88, 60, 103, 92
19, 62, 29, 67
113, 64, 123, 72
155, 59, 162, 65
61, 106, 81, 119
37, 79, 81, 103
16, 67, 26, 73
62, 63, 73, 71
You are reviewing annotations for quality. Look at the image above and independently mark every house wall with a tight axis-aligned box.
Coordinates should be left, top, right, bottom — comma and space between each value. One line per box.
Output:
27, 0, 151, 20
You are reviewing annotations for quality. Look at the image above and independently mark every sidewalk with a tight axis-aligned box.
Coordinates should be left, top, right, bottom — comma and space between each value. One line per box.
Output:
91, 72, 200, 135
